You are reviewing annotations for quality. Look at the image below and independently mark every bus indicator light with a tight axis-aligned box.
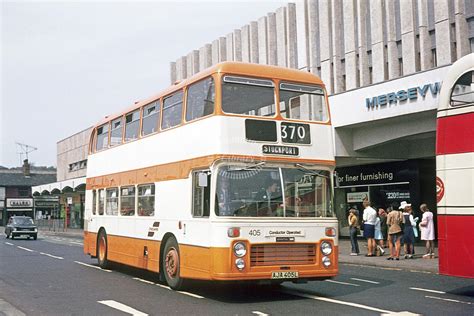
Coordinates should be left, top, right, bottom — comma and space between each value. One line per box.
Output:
227, 227, 240, 238
325, 227, 336, 237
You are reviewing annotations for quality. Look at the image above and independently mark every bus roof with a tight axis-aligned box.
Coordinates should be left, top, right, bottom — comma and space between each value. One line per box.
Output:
94, 62, 325, 127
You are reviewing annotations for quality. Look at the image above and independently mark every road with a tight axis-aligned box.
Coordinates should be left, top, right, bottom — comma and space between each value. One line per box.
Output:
0, 234, 473, 316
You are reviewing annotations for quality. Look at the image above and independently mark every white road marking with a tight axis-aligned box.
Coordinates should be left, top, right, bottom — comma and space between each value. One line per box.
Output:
282, 289, 393, 314
252, 311, 269, 316
98, 300, 148, 316
425, 295, 472, 305
17, 246, 35, 252
40, 252, 64, 260
74, 261, 112, 272
410, 287, 446, 294
132, 277, 155, 285
177, 291, 204, 299
350, 277, 380, 284
69, 241, 83, 245
156, 283, 171, 290
5, 242, 14, 246
325, 279, 360, 287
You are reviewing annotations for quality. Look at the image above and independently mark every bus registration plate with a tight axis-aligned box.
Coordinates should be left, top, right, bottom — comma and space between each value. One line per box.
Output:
271, 271, 299, 279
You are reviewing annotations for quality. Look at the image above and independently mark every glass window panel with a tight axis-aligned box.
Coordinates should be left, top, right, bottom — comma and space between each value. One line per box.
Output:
222, 76, 275, 116
192, 171, 211, 217
162, 92, 183, 130
106, 188, 119, 215
124, 110, 140, 142
138, 184, 155, 216
142, 102, 160, 136
92, 190, 97, 215
279, 82, 328, 122
98, 189, 105, 215
120, 186, 135, 216
186, 78, 215, 121
96, 124, 109, 151
450, 71, 474, 107
110, 118, 123, 147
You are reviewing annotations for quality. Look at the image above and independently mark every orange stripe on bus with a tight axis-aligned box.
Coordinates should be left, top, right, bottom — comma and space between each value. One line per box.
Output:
86, 154, 335, 190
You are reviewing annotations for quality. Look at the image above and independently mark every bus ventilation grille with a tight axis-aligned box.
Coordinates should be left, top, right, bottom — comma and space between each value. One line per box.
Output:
250, 244, 316, 267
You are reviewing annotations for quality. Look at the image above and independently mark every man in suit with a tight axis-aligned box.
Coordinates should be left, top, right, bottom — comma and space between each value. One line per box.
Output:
256, 179, 282, 216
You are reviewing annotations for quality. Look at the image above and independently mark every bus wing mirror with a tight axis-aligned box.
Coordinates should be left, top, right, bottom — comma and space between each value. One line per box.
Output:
198, 172, 208, 187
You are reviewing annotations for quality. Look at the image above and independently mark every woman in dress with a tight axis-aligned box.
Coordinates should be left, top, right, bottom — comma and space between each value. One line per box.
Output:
419, 203, 435, 258
374, 212, 385, 256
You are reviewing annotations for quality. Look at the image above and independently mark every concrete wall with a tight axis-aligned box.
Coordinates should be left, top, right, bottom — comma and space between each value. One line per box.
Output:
56, 127, 92, 182
170, 0, 473, 93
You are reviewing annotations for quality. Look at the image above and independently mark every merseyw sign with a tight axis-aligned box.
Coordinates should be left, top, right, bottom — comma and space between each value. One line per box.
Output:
366, 82, 441, 109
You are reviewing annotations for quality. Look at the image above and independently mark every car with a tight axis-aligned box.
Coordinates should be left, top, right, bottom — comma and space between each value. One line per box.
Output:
5, 216, 38, 240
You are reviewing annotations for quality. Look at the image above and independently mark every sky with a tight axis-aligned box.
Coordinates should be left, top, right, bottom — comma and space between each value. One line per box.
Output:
0, 0, 288, 168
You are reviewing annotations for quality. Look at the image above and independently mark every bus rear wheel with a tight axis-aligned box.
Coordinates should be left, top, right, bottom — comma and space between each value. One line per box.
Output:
162, 237, 184, 290
97, 230, 110, 269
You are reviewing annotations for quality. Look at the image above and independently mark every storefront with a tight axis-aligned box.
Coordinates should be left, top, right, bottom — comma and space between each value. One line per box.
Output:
4, 198, 34, 220
335, 159, 436, 236
33, 196, 60, 220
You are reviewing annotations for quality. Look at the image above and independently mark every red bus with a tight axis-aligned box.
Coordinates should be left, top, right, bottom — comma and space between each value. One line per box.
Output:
436, 53, 474, 278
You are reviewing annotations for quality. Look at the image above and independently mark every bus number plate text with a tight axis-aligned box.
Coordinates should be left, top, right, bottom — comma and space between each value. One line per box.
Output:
281, 122, 311, 144
271, 271, 299, 279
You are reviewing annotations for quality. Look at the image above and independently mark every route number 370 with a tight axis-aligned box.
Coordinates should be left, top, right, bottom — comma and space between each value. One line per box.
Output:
280, 122, 311, 144
249, 229, 261, 237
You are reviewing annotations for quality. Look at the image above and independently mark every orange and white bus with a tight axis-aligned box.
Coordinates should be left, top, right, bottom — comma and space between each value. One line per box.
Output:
83, 62, 338, 289
436, 53, 474, 278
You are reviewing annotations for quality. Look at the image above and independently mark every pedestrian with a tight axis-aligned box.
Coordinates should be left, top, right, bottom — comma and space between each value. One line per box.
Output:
374, 212, 385, 256
379, 208, 388, 248
348, 208, 360, 256
419, 203, 435, 258
401, 201, 416, 259
362, 197, 377, 256
386, 206, 404, 260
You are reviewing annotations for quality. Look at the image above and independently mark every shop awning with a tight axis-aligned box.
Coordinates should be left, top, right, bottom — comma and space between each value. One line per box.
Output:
32, 177, 86, 195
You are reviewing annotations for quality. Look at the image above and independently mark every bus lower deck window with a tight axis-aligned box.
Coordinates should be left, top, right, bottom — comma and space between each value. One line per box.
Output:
138, 184, 155, 216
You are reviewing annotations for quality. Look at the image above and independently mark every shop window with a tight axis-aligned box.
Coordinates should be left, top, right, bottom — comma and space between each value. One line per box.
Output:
98, 189, 105, 215
105, 188, 118, 215
120, 186, 135, 216
186, 77, 215, 121
192, 171, 211, 217
142, 101, 160, 136
162, 92, 183, 130
124, 110, 140, 142
92, 190, 97, 215
110, 118, 123, 147
96, 124, 109, 151
137, 184, 155, 216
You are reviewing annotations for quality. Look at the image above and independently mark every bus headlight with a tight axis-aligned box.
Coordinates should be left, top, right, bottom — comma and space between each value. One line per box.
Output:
322, 256, 331, 267
233, 242, 247, 258
320, 241, 332, 255
235, 258, 245, 270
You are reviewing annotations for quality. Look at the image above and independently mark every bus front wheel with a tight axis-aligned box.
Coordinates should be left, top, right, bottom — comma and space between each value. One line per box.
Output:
97, 230, 110, 269
162, 237, 184, 290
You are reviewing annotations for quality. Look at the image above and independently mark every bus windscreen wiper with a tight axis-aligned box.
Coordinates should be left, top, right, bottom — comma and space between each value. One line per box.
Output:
227, 162, 266, 172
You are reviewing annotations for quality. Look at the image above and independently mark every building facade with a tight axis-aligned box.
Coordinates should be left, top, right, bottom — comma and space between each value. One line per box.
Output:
169, 0, 473, 235
32, 127, 92, 229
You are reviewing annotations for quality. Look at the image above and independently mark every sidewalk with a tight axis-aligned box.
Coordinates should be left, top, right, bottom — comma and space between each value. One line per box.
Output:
38, 227, 84, 240
338, 238, 438, 273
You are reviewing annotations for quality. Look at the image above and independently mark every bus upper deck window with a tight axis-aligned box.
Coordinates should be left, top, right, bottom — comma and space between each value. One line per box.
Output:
222, 76, 275, 117
162, 92, 183, 130
450, 70, 474, 107
186, 77, 215, 122
279, 82, 328, 122
96, 124, 109, 151
124, 110, 140, 142
142, 101, 160, 136
110, 117, 123, 147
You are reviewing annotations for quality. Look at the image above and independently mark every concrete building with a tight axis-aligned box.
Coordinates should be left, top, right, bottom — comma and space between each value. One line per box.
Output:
33, 127, 92, 229
169, 0, 474, 235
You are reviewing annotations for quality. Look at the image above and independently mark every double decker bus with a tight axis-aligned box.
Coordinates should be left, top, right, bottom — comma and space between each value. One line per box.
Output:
83, 62, 338, 289
436, 53, 474, 278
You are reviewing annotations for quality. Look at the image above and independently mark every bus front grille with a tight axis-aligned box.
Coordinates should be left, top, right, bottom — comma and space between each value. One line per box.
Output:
250, 243, 316, 267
